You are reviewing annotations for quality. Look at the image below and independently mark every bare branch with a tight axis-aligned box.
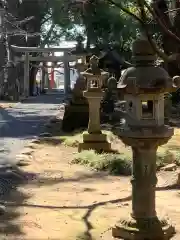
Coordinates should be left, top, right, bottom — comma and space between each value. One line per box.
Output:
106, 0, 144, 24
104, 0, 178, 61
144, 1, 180, 45
14, 16, 35, 25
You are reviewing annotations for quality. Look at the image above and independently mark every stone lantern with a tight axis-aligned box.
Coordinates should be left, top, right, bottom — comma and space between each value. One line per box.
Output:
78, 55, 111, 152
112, 35, 180, 240
71, 40, 89, 102
62, 44, 90, 132
71, 37, 89, 74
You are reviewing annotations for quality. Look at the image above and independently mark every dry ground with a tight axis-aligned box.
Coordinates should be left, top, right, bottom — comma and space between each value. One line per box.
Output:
1, 134, 180, 240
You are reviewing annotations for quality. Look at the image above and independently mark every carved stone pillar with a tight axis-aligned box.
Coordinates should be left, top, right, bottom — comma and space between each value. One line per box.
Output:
131, 146, 157, 219
78, 90, 111, 152
86, 93, 102, 134
112, 138, 175, 240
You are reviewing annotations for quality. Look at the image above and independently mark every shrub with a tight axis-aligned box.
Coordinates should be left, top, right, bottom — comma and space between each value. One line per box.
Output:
72, 149, 180, 175
72, 150, 132, 175
157, 150, 180, 167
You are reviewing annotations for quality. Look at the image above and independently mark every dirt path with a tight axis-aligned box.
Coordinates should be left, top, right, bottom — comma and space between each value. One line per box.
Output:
0, 140, 179, 240
0, 93, 62, 166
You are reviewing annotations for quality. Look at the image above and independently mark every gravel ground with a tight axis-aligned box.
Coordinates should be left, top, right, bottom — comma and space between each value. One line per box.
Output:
0, 92, 64, 165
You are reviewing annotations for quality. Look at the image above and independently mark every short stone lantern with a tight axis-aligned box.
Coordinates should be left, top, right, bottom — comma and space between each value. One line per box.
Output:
112, 35, 180, 240
78, 55, 111, 152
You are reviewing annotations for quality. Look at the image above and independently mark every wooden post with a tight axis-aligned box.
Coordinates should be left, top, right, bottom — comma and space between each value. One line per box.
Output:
64, 51, 71, 96
50, 66, 54, 89
50, 53, 55, 89
41, 63, 46, 93
44, 62, 50, 90
24, 53, 29, 97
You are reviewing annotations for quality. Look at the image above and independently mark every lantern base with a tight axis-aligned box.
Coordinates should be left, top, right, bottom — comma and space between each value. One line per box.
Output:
65, 103, 88, 112
112, 215, 175, 240
62, 104, 89, 132
78, 133, 111, 153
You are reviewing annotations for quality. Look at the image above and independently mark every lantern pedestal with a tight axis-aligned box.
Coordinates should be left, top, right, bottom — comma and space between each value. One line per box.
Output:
112, 216, 175, 240
78, 133, 111, 152
62, 62, 89, 132
112, 129, 175, 240
78, 90, 111, 152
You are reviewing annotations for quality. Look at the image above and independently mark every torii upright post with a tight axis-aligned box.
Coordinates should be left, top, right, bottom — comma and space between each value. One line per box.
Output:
24, 53, 29, 97
50, 52, 55, 89
41, 63, 46, 93
64, 51, 71, 96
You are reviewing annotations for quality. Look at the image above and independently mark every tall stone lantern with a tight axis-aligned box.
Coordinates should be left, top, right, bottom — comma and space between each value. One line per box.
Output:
112, 36, 180, 240
78, 55, 111, 152
62, 55, 89, 132
71, 36, 89, 74
71, 39, 89, 102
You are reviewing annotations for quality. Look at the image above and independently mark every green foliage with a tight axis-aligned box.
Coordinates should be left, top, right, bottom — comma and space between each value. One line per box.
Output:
39, 0, 139, 50
61, 133, 81, 147
72, 147, 180, 176
72, 150, 132, 175
11, 0, 161, 53
78, 0, 138, 48
157, 150, 180, 168
59, 130, 180, 175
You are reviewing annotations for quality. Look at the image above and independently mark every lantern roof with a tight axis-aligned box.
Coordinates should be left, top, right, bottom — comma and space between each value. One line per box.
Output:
81, 55, 109, 77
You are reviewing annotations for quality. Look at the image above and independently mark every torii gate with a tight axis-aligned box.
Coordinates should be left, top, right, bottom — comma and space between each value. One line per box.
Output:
10, 45, 76, 96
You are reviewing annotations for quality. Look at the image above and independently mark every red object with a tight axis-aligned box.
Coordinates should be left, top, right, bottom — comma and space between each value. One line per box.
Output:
50, 67, 55, 88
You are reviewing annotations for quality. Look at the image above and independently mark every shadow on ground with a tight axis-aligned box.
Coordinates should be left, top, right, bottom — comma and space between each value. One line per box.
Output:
0, 107, 58, 138
0, 167, 114, 238
0, 166, 32, 237
1, 165, 178, 240
0, 155, 178, 240
1, 168, 131, 240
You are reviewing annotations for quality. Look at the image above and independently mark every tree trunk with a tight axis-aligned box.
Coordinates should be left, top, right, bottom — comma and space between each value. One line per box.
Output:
6, 0, 44, 97
153, 0, 180, 77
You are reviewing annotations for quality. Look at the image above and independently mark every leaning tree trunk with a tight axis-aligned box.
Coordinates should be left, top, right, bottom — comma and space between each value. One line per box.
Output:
153, 0, 180, 77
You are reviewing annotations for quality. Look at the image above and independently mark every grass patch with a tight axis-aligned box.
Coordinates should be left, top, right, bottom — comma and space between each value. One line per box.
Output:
157, 150, 180, 168
60, 132, 82, 147
47, 126, 180, 175
60, 130, 116, 147
72, 150, 132, 175
72, 149, 180, 176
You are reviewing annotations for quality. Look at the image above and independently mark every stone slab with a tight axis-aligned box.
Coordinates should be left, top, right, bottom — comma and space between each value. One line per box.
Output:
78, 141, 111, 153
83, 133, 108, 142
